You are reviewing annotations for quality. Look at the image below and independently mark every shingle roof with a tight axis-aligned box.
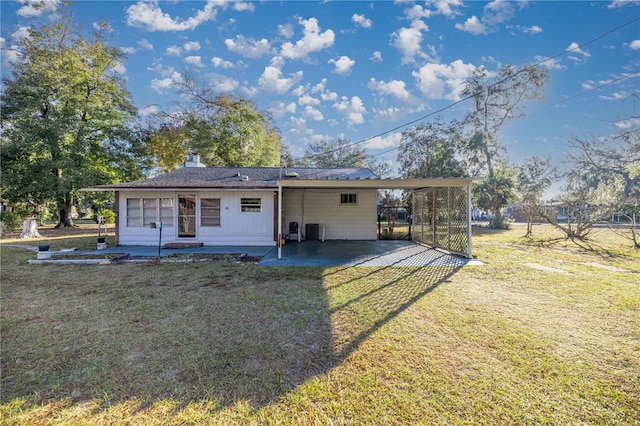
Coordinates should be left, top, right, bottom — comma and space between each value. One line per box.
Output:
95, 166, 378, 190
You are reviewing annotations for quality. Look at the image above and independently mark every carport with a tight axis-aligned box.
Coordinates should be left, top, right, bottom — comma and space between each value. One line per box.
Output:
260, 240, 471, 267
276, 177, 473, 260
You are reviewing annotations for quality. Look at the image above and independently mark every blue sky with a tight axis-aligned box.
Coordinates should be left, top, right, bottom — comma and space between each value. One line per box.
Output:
2, 0, 639, 176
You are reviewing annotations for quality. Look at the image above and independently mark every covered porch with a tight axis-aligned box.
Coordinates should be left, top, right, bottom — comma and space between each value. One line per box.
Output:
277, 177, 474, 260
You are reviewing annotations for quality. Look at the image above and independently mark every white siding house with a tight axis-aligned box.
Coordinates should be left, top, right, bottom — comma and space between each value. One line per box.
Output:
95, 159, 382, 247
90, 156, 474, 258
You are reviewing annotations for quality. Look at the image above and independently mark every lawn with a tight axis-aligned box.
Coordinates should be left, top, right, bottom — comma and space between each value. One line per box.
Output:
1, 223, 639, 424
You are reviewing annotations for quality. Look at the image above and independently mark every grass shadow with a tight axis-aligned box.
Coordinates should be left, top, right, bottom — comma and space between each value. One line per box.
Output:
1, 244, 463, 418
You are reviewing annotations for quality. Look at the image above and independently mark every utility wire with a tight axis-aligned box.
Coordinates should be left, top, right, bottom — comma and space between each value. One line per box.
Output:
291, 16, 640, 168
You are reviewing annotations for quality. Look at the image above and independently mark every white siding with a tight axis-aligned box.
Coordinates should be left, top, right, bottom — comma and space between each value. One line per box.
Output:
283, 188, 377, 240
117, 190, 276, 246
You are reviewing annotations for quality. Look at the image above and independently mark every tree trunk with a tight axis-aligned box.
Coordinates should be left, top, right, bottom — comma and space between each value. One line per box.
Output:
55, 194, 75, 228
19, 219, 42, 238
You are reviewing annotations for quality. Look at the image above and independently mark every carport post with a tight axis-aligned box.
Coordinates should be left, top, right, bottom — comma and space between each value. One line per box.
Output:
277, 182, 282, 260
467, 183, 473, 258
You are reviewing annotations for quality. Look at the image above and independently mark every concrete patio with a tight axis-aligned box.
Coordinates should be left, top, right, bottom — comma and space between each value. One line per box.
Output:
82, 240, 473, 267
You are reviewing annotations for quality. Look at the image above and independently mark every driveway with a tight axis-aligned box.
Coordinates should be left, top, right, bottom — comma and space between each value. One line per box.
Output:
259, 240, 470, 267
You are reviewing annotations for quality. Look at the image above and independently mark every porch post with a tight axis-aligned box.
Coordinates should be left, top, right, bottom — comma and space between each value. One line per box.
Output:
278, 182, 283, 260
467, 183, 473, 259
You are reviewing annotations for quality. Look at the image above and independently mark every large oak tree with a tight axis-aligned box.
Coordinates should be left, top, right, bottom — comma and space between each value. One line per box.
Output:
1, 12, 144, 227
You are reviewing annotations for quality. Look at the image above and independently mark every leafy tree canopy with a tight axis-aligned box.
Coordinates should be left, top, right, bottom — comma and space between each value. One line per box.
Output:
297, 138, 391, 177
144, 73, 281, 170
397, 117, 467, 179
0, 10, 145, 226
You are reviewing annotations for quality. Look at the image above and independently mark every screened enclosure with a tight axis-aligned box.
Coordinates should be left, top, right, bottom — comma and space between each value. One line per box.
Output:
412, 186, 471, 258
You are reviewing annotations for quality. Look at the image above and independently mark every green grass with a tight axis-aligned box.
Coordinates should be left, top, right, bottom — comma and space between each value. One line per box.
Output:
1, 223, 639, 424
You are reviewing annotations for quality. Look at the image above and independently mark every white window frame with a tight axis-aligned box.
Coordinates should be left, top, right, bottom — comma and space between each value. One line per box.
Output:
241, 197, 262, 213
126, 197, 174, 227
340, 193, 358, 206
201, 198, 221, 227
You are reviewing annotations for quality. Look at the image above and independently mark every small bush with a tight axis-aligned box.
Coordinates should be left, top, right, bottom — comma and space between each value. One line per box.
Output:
95, 208, 115, 224
0, 211, 24, 235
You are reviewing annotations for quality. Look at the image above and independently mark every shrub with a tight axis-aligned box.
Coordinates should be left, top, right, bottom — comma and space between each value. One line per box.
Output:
0, 211, 24, 235
95, 208, 115, 224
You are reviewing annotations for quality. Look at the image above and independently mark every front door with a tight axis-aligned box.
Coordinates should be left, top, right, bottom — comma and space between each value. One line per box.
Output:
178, 195, 196, 238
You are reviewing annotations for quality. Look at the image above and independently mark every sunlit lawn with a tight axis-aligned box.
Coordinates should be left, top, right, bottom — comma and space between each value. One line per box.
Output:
1, 223, 639, 424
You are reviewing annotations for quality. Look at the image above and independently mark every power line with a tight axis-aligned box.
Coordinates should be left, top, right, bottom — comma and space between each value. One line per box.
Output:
549, 69, 640, 108
291, 16, 640, 166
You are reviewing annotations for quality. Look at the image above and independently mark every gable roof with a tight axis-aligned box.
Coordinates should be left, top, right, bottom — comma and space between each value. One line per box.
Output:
93, 167, 378, 191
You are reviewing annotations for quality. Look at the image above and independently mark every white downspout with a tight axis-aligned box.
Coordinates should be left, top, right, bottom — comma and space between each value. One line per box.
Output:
278, 182, 283, 260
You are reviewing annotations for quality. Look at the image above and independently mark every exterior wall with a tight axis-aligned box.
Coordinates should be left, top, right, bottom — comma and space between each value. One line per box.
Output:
283, 188, 377, 240
116, 190, 276, 246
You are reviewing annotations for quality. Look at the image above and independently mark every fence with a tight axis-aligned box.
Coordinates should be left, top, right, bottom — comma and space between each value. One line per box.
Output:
412, 186, 470, 257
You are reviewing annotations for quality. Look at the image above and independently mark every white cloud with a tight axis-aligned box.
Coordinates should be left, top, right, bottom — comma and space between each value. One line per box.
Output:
147, 62, 176, 78
412, 59, 476, 101
522, 25, 542, 34
299, 94, 320, 106
139, 105, 160, 117
16, 0, 59, 17
599, 91, 629, 101
370, 51, 383, 62
126, 0, 224, 31
629, 40, 640, 50
184, 56, 203, 67
534, 55, 566, 71
150, 71, 183, 94
303, 105, 324, 121
280, 17, 335, 60
455, 0, 523, 35
431, 0, 464, 17
483, 0, 517, 26
329, 56, 355, 75
368, 78, 418, 104
211, 56, 234, 69
391, 19, 430, 64
405, 4, 432, 20
614, 115, 640, 131
183, 41, 201, 52
364, 132, 402, 149
208, 74, 239, 92
352, 13, 372, 28
333, 96, 366, 125
225, 35, 272, 59
166, 45, 182, 56
278, 23, 295, 38
309, 78, 338, 102
232, 1, 255, 12
566, 41, 591, 64
138, 38, 154, 51
455, 16, 487, 35
11, 27, 32, 42
581, 80, 595, 91
258, 58, 304, 94
608, 0, 640, 8
111, 61, 126, 75
270, 101, 297, 118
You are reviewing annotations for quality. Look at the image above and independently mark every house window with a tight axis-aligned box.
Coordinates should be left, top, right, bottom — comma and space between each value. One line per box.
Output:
126, 199, 141, 226
159, 199, 174, 225
126, 197, 174, 227
241, 198, 262, 212
340, 193, 357, 205
143, 198, 157, 226
201, 198, 221, 226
